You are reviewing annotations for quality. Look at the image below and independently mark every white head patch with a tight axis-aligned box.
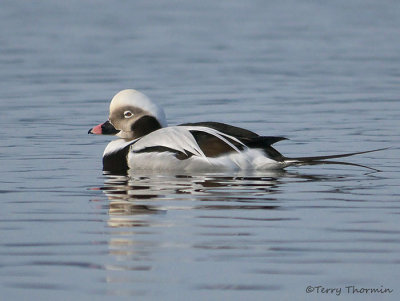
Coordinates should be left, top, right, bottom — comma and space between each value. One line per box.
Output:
109, 89, 167, 127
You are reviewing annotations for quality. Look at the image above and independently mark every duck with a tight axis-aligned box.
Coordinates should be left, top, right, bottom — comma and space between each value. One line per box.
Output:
89, 89, 381, 174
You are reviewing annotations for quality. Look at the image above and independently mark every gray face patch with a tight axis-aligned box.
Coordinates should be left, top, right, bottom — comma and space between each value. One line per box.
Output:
109, 106, 145, 131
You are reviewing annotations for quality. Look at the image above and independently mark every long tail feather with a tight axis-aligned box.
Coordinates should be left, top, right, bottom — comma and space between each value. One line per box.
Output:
283, 147, 388, 169
293, 160, 381, 171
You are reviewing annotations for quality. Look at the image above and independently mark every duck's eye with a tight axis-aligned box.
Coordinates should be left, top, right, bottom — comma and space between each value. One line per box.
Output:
124, 111, 133, 118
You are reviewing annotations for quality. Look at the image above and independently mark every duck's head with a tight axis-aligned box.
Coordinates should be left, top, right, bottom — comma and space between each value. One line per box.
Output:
89, 89, 167, 140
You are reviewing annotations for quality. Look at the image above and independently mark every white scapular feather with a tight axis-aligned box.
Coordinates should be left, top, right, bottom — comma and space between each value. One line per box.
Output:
130, 126, 247, 158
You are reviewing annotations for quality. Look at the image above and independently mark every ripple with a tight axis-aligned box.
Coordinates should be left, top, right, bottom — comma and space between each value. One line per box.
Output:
196, 284, 281, 291
5, 282, 71, 290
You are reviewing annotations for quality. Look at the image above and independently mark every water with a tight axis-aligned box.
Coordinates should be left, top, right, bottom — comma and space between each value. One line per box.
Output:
1, 0, 399, 300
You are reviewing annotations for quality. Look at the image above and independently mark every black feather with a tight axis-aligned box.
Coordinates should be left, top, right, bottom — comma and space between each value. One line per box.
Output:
284, 148, 388, 163
179, 121, 259, 139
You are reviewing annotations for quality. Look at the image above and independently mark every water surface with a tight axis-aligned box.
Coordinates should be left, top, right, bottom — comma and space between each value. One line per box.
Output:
1, 0, 399, 300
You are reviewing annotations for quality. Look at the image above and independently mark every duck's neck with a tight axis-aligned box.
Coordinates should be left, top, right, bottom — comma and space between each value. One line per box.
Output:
131, 115, 162, 138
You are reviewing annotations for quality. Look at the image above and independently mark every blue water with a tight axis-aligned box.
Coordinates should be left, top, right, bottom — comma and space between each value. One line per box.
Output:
1, 0, 399, 300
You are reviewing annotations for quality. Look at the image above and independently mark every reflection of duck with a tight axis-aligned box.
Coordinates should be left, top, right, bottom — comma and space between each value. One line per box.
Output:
98, 171, 289, 228
89, 89, 383, 174
96, 169, 360, 228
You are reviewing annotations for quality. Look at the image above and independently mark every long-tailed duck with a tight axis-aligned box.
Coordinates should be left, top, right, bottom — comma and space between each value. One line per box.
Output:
89, 89, 381, 173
